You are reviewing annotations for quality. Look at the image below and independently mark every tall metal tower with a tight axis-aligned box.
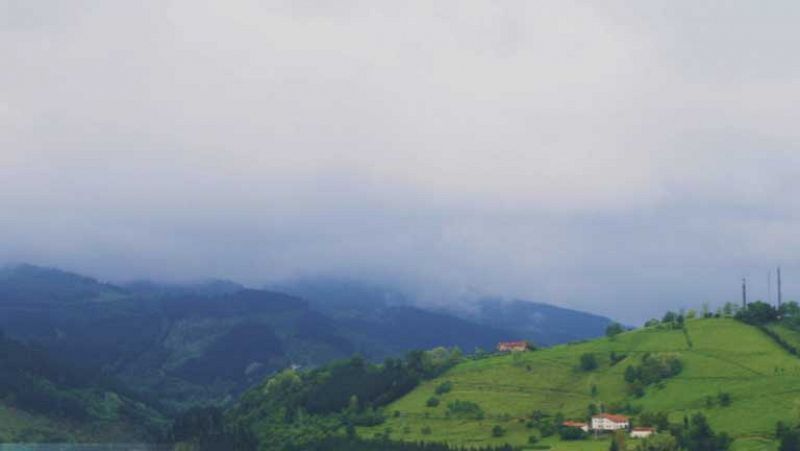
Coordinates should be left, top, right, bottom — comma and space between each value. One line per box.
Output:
778, 267, 783, 308
742, 278, 747, 308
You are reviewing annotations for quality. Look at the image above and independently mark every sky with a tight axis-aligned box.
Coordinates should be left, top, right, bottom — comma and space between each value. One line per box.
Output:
2, 1, 800, 323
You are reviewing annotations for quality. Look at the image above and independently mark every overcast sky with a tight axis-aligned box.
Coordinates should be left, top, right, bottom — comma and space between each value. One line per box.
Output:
2, 1, 800, 323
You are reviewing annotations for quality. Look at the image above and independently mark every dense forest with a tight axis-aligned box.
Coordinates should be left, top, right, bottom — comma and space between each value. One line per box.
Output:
170, 348, 464, 450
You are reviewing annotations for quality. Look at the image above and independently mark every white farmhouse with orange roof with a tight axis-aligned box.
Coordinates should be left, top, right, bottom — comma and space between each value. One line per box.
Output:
591, 413, 630, 431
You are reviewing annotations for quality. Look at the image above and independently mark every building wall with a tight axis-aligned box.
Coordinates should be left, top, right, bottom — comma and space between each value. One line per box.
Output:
591, 418, 629, 430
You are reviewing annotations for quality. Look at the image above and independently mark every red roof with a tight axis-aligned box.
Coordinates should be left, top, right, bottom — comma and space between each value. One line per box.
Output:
562, 421, 588, 428
498, 341, 527, 347
594, 413, 629, 423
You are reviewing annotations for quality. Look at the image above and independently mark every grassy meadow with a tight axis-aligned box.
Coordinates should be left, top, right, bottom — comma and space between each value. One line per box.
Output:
359, 318, 799, 449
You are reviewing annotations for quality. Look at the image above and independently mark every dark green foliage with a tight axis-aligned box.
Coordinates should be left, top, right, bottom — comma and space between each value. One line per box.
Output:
624, 353, 682, 394
426, 396, 440, 407
0, 333, 167, 441
169, 406, 257, 451
303, 356, 419, 414
777, 422, 800, 451
660, 312, 685, 330
718, 392, 731, 407
491, 424, 505, 437
579, 353, 598, 371
625, 365, 638, 383
606, 322, 624, 338
220, 350, 463, 451
735, 301, 779, 325
683, 413, 732, 450
528, 411, 561, 437
558, 425, 587, 440
435, 380, 453, 395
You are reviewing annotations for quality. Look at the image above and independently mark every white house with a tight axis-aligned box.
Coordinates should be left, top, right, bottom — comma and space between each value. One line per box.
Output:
591, 413, 630, 431
630, 427, 655, 438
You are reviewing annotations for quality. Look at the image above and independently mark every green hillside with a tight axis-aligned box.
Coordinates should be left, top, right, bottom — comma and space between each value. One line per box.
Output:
360, 318, 800, 450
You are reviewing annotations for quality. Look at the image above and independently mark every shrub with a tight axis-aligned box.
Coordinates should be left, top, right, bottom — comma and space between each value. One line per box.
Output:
735, 301, 778, 325
435, 381, 453, 395
718, 392, 731, 407
559, 426, 587, 440
579, 353, 598, 371
426, 396, 440, 407
421, 425, 432, 435
491, 425, 505, 437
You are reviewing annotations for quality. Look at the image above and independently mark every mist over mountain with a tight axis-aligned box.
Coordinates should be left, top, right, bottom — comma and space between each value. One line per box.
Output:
273, 277, 615, 347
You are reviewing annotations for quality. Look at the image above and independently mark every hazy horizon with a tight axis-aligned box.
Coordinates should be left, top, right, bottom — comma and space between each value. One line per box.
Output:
3, 1, 800, 323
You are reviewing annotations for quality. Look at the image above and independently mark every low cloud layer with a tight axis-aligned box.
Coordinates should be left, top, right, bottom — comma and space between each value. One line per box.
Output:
2, 1, 800, 322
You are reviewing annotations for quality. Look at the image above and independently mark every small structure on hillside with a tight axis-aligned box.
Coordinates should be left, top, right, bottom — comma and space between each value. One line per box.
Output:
496, 340, 529, 352
630, 427, 655, 438
562, 421, 589, 432
591, 413, 630, 431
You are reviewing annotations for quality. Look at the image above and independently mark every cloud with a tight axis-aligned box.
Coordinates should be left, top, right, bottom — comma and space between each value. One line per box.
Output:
2, 0, 800, 322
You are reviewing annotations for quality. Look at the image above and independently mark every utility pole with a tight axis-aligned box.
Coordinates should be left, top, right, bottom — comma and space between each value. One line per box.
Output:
742, 278, 747, 308
768, 270, 772, 304
778, 267, 783, 308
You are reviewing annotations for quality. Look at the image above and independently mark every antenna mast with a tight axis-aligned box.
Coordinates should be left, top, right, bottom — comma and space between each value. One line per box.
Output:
778, 267, 783, 308
742, 278, 747, 308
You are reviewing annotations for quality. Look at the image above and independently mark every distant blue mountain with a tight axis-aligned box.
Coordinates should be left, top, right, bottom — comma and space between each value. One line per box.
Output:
273, 278, 616, 348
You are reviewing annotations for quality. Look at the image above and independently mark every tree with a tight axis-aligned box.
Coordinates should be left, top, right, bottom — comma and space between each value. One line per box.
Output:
735, 301, 778, 325
559, 426, 587, 440
686, 413, 731, 451
580, 353, 598, 371
606, 323, 625, 338
435, 381, 453, 395
777, 422, 800, 451
491, 425, 505, 437
625, 365, 638, 383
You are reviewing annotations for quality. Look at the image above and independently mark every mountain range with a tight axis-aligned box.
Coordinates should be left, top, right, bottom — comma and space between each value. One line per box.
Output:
0, 264, 615, 441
